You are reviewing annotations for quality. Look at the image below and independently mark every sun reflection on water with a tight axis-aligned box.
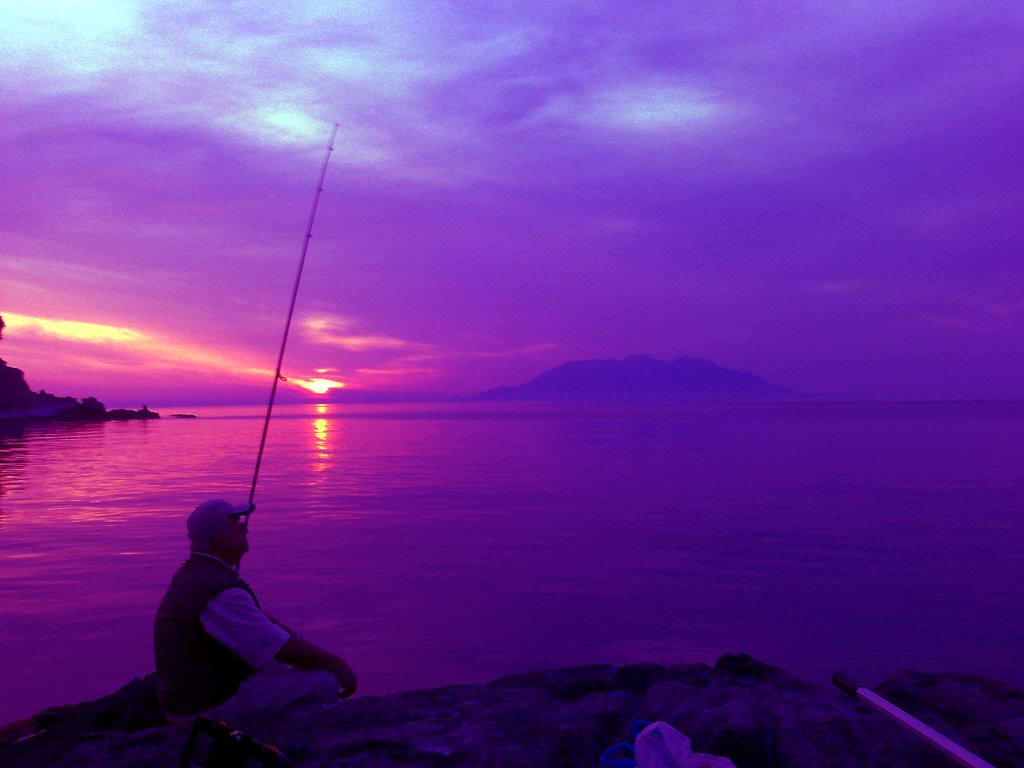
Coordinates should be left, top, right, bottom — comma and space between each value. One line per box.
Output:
313, 418, 329, 455
310, 412, 334, 473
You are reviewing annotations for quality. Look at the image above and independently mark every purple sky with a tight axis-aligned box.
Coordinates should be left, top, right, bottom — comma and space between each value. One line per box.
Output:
2, 2, 1022, 404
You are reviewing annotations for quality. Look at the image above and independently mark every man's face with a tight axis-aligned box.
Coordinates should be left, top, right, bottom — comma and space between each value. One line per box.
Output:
213, 515, 250, 558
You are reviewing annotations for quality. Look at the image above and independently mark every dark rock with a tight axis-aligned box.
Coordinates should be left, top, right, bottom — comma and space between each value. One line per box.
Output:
702, 720, 781, 768
614, 664, 667, 695
170, 413, 198, 418
0, 393, 161, 422
107, 406, 160, 420
876, 670, 1024, 727
713, 654, 798, 687
487, 664, 618, 701
0, 358, 32, 407
874, 671, 1024, 767
3, 658, 1022, 767
51, 396, 108, 421
0, 675, 166, 768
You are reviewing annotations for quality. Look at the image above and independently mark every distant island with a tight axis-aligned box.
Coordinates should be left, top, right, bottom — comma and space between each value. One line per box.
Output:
0, 314, 158, 422
479, 355, 796, 402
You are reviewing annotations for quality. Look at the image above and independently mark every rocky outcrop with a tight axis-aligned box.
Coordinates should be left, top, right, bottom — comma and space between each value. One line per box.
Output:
0, 384, 159, 422
2, 655, 1021, 767
0, 358, 33, 408
0, 363, 156, 422
0, 315, 157, 422
107, 406, 159, 421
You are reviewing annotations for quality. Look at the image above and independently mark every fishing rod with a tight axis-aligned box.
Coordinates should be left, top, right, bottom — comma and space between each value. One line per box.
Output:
832, 673, 996, 768
244, 122, 340, 527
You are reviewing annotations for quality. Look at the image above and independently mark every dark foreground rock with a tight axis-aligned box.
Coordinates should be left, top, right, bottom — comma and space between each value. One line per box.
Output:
2, 655, 1022, 767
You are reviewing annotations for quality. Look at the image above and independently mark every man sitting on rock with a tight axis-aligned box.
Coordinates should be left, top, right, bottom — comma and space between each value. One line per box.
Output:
154, 499, 357, 726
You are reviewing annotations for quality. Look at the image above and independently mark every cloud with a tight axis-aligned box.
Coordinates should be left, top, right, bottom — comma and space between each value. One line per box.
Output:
4, 312, 148, 345
3, 2, 1023, 401
294, 315, 560, 389
980, 300, 1024, 318
5, 255, 173, 291
302, 315, 429, 352
465, 342, 559, 358
566, 84, 726, 132
360, 341, 558, 365
354, 367, 440, 379
5, 0, 1019, 190
3, 310, 271, 382
921, 294, 1024, 334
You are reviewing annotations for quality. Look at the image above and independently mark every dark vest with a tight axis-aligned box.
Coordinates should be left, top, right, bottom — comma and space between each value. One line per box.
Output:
153, 555, 259, 715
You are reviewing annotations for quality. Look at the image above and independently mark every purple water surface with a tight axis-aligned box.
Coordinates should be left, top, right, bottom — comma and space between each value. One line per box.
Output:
1, 402, 1022, 723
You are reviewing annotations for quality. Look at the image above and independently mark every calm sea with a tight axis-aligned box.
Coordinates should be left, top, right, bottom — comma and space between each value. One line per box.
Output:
1, 401, 1022, 724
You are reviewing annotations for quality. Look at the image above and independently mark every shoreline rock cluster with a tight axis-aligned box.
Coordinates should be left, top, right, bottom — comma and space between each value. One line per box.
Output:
2, 655, 1021, 767
0, 358, 158, 423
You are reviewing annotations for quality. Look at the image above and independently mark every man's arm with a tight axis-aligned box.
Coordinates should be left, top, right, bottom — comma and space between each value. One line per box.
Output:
201, 588, 357, 698
200, 589, 290, 670
274, 635, 357, 697
265, 613, 297, 635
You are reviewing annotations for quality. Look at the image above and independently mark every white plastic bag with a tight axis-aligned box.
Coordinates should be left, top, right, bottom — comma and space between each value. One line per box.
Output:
635, 721, 736, 768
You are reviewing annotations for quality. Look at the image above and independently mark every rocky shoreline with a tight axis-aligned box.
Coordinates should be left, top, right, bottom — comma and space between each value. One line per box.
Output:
0, 358, 158, 423
2, 655, 1022, 767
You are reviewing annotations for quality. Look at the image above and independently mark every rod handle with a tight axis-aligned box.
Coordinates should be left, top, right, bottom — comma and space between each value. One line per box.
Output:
832, 672, 861, 696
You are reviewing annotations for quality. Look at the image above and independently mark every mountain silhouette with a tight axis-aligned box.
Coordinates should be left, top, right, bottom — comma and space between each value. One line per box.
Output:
479, 355, 795, 402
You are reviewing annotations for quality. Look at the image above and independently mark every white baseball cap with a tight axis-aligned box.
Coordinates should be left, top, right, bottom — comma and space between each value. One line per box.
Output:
187, 499, 253, 547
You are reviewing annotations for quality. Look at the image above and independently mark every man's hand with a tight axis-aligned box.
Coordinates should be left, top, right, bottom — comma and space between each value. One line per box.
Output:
330, 658, 357, 698
275, 634, 357, 697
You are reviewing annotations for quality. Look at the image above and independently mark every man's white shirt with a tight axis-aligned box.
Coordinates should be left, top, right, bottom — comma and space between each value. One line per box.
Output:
192, 553, 290, 670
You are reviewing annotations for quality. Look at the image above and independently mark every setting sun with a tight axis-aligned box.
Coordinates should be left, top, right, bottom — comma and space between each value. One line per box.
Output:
293, 378, 346, 395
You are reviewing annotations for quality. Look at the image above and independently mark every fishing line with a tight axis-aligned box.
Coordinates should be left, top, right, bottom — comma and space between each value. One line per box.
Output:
245, 122, 340, 525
